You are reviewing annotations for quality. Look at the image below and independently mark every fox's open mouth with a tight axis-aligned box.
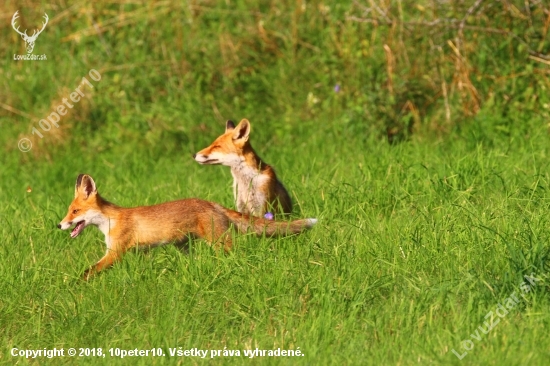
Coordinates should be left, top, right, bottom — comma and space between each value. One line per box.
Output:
70, 221, 85, 238
201, 159, 219, 164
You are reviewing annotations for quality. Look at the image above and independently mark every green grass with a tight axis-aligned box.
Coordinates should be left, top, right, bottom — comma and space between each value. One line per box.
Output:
2, 0, 550, 365
2, 116, 550, 365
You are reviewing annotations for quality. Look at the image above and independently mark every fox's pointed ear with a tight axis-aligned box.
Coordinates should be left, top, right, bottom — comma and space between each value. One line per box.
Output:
225, 120, 235, 132
74, 174, 84, 198
232, 119, 250, 142
75, 174, 97, 199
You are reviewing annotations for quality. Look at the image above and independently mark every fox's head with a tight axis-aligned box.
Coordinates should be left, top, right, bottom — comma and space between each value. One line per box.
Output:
193, 119, 251, 167
58, 174, 103, 238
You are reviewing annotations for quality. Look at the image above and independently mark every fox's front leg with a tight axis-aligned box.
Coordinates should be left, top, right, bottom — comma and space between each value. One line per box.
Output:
82, 250, 122, 281
235, 189, 250, 215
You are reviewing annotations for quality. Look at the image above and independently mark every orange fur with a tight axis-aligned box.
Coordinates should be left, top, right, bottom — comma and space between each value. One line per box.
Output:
194, 119, 292, 216
58, 174, 316, 280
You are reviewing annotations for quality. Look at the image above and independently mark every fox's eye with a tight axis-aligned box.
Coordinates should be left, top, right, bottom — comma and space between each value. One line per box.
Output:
73, 209, 80, 214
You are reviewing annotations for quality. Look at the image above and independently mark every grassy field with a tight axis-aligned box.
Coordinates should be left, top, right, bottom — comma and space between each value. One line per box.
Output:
2, 0, 550, 365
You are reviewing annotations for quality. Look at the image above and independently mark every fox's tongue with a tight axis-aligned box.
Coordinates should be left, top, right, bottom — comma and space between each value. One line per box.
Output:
70, 221, 85, 238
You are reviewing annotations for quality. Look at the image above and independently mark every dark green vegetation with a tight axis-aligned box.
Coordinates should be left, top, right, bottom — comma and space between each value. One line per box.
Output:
1, 1, 550, 364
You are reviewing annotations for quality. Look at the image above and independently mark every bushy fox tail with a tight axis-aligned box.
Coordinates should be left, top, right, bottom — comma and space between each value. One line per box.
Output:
219, 207, 317, 237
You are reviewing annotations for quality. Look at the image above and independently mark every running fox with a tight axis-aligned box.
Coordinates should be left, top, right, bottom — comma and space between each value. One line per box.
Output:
58, 174, 317, 280
193, 119, 292, 217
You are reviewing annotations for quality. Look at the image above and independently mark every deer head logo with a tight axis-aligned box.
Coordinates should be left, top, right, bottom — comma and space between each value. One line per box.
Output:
11, 11, 49, 54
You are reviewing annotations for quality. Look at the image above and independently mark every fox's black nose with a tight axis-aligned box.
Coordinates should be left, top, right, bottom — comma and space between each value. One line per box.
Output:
57, 224, 61, 229
192, 154, 196, 159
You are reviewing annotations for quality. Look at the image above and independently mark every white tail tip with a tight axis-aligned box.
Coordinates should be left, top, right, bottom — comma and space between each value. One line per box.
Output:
306, 218, 318, 227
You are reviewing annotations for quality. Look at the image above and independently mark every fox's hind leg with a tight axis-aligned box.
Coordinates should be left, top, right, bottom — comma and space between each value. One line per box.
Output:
173, 236, 191, 254
204, 225, 232, 253
198, 214, 233, 252
218, 231, 232, 253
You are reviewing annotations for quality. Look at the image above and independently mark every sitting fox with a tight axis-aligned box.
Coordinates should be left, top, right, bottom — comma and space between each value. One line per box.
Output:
58, 174, 317, 280
193, 119, 292, 217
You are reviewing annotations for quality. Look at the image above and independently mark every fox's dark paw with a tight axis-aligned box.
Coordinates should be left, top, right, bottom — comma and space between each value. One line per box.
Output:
81, 268, 93, 281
